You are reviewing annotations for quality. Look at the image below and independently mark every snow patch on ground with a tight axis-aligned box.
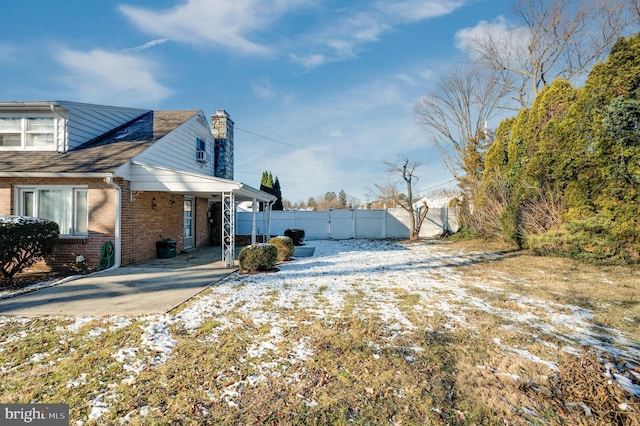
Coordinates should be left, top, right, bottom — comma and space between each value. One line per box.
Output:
1, 239, 638, 423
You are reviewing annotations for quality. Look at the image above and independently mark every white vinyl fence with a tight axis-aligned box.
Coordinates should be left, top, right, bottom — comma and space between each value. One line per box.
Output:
236, 207, 459, 240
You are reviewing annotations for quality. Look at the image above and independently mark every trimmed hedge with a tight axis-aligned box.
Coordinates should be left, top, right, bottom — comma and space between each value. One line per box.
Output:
268, 236, 294, 261
0, 216, 59, 285
284, 228, 305, 246
238, 243, 278, 273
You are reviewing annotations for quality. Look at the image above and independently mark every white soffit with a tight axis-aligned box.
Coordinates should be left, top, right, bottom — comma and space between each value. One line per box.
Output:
126, 163, 275, 202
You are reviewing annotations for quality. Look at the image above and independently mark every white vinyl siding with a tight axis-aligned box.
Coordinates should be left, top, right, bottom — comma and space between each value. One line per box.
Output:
131, 113, 215, 176
17, 186, 89, 237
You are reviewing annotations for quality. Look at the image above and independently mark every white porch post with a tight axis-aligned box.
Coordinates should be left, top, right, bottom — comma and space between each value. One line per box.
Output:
222, 191, 235, 267
251, 198, 257, 244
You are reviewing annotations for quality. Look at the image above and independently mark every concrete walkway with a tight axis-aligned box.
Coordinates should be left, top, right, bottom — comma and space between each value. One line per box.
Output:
0, 246, 237, 316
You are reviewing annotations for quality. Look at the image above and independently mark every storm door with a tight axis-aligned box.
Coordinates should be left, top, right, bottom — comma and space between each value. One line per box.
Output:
184, 197, 194, 249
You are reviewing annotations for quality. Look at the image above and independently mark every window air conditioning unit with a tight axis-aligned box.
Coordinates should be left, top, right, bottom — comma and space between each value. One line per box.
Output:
196, 150, 209, 163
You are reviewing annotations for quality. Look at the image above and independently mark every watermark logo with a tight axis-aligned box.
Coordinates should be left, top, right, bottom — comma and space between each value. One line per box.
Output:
1, 404, 68, 425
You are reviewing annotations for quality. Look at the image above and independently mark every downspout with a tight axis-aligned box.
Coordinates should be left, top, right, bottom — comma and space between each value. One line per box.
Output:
104, 176, 121, 269
251, 198, 257, 244
266, 200, 274, 240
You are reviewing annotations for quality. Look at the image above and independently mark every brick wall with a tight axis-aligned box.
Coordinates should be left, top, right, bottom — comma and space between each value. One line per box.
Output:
0, 177, 115, 271
0, 180, 11, 215
2, 177, 217, 271
128, 191, 184, 264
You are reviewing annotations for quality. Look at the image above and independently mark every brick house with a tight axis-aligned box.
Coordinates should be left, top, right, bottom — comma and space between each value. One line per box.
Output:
0, 101, 275, 271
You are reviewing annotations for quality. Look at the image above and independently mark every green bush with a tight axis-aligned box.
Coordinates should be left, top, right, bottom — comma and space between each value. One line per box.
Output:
527, 215, 639, 264
238, 243, 278, 273
284, 228, 305, 246
268, 236, 294, 261
0, 216, 60, 285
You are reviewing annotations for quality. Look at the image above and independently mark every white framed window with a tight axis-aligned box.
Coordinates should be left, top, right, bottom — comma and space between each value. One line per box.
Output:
17, 186, 88, 237
0, 115, 57, 150
196, 138, 209, 163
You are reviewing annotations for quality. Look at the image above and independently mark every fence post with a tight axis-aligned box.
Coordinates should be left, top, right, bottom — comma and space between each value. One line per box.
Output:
383, 207, 388, 238
351, 209, 356, 239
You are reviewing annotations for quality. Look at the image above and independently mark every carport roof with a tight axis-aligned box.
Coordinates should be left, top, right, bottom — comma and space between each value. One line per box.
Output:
122, 162, 276, 203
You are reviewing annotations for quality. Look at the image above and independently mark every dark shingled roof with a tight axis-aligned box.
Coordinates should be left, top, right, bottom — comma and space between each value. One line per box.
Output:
0, 110, 199, 174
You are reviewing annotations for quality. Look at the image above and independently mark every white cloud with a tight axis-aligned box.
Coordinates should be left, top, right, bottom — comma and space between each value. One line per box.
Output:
289, 53, 327, 68
346, 12, 387, 42
118, 0, 465, 70
119, 0, 314, 55
56, 48, 173, 106
290, 0, 466, 70
377, 0, 463, 22
125, 38, 168, 53
455, 16, 530, 63
251, 78, 276, 100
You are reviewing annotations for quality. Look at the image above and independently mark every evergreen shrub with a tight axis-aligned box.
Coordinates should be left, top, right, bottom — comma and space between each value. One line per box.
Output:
268, 236, 294, 261
0, 216, 60, 285
238, 243, 278, 272
527, 215, 639, 264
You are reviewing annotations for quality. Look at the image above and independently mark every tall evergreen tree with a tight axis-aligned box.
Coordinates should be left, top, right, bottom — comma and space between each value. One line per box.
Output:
259, 171, 285, 211
476, 32, 640, 263
272, 177, 284, 210
259, 171, 272, 193
307, 197, 317, 210
338, 190, 347, 208
259, 171, 273, 211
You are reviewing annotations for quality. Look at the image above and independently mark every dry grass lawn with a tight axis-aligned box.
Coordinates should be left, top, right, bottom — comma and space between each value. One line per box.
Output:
0, 238, 638, 425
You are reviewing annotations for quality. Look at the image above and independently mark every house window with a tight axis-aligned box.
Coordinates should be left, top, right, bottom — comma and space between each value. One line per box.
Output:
196, 138, 209, 163
17, 187, 88, 237
0, 116, 56, 150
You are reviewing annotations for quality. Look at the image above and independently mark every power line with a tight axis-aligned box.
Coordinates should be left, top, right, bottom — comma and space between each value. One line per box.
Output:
236, 170, 381, 180
415, 178, 457, 193
236, 127, 385, 165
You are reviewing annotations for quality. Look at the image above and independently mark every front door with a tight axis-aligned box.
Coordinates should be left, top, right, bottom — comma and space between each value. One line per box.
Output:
184, 197, 194, 249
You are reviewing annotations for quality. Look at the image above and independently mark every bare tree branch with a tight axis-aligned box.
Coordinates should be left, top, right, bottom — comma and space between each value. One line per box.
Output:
371, 158, 429, 240
414, 66, 509, 183
464, 0, 637, 106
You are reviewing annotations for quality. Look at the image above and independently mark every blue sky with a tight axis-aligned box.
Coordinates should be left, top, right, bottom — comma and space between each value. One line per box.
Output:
0, 0, 510, 204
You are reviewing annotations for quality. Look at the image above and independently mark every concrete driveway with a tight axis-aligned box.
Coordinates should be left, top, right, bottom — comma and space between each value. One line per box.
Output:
0, 246, 237, 316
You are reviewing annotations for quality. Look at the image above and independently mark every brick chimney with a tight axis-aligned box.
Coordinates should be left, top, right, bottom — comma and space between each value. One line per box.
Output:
211, 109, 234, 180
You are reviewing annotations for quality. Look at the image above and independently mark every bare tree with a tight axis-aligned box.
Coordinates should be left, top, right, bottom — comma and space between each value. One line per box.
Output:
414, 66, 508, 190
372, 158, 429, 241
632, 0, 640, 22
461, 0, 636, 106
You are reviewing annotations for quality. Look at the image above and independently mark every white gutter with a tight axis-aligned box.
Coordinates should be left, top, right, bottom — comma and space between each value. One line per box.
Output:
104, 176, 121, 270
0, 172, 112, 178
